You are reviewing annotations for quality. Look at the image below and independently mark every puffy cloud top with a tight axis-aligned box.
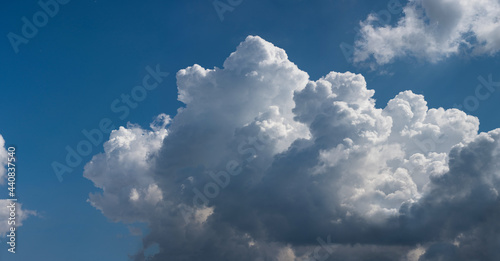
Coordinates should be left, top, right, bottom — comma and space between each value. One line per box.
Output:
84, 36, 499, 261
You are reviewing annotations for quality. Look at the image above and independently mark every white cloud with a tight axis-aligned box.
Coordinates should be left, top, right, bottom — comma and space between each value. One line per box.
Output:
354, 0, 500, 65
0, 200, 36, 236
84, 35, 500, 260
0, 135, 8, 184
83, 114, 169, 223
0, 134, 36, 236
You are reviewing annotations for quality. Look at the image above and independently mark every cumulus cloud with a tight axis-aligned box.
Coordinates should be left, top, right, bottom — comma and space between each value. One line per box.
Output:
83, 114, 169, 223
84, 36, 500, 260
353, 0, 500, 65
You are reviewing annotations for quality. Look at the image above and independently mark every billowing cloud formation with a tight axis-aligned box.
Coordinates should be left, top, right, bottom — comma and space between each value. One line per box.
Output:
84, 36, 500, 260
354, 0, 500, 65
84, 115, 169, 223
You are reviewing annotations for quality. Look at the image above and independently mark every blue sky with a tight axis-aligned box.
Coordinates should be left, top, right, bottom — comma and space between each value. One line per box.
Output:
1, 0, 500, 260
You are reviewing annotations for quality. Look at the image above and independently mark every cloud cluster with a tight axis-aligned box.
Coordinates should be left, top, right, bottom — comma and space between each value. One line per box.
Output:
354, 0, 500, 65
84, 36, 500, 260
